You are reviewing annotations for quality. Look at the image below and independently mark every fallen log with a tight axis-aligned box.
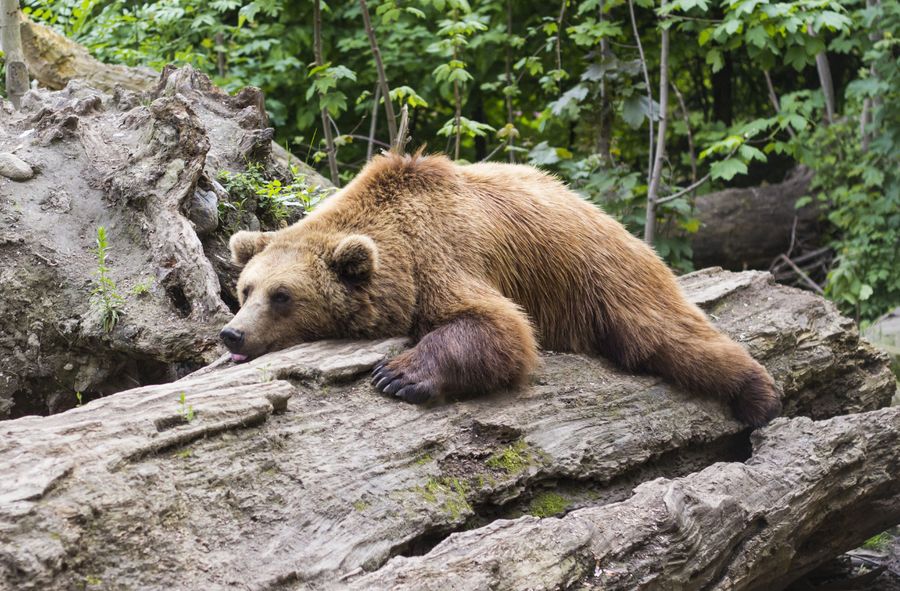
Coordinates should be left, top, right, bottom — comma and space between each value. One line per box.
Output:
355, 406, 900, 591
692, 167, 823, 271
0, 268, 894, 590
19, 15, 158, 93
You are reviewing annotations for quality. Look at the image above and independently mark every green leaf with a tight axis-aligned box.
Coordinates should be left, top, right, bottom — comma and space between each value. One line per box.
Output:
738, 144, 767, 162
745, 25, 768, 48
710, 158, 748, 181
706, 49, 724, 72
795, 196, 813, 209
859, 284, 873, 301
621, 95, 645, 129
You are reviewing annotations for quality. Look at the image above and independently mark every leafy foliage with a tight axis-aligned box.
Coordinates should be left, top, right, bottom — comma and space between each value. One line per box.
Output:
217, 162, 329, 230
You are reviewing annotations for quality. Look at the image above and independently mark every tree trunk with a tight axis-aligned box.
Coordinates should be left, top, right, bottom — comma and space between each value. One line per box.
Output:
0, 268, 894, 590
359, 0, 397, 145
644, 27, 669, 245
0, 0, 29, 108
712, 53, 733, 125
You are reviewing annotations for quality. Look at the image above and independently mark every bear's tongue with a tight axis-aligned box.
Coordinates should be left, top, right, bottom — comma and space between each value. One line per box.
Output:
231, 353, 249, 363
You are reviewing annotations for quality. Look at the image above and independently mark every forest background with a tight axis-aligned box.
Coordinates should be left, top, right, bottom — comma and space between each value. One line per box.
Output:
4, 0, 898, 322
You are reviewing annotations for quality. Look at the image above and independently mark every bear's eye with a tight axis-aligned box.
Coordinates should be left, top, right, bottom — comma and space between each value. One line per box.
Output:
271, 290, 291, 305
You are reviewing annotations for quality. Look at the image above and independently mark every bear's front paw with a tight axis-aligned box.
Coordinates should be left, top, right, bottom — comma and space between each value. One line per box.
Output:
371, 358, 436, 404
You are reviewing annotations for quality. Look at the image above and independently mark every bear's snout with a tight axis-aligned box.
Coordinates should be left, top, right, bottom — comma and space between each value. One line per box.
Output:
219, 327, 245, 352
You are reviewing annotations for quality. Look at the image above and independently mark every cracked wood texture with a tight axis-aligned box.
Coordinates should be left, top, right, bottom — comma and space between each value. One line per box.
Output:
0, 269, 895, 591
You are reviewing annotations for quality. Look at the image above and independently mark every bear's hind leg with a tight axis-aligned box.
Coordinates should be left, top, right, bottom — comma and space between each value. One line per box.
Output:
372, 288, 538, 404
645, 325, 782, 427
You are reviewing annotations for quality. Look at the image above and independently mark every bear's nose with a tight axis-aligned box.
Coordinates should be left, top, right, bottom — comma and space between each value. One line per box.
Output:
219, 327, 245, 351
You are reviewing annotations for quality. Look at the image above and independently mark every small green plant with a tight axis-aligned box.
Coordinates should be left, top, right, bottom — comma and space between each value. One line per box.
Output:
130, 276, 154, 296
75, 391, 83, 407
218, 162, 327, 229
862, 531, 892, 551
174, 449, 193, 459
178, 392, 195, 423
90, 226, 124, 333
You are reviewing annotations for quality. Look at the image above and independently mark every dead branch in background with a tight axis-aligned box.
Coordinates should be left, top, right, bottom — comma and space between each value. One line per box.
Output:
359, 0, 397, 146
393, 104, 409, 155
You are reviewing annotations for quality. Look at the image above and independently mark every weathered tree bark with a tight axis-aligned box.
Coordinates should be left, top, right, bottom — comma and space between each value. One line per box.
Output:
0, 269, 894, 590
1, 0, 29, 108
0, 66, 326, 419
692, 167, 822, 270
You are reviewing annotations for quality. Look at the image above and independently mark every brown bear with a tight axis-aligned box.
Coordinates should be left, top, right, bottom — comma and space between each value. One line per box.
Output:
221, 152, 781, 427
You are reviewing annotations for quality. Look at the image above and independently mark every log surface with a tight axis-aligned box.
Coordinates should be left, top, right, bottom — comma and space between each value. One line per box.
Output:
0, 269, 895, 591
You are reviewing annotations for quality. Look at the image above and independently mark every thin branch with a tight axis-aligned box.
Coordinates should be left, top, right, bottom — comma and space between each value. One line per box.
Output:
627, 0, 654, 187
555, 0, 566, 75
367, 83, 380, 161
656, 145, 739, 206
777, 254, 824, 295
505, 0, 516, 163
670, 80, 697, 191
344, 134, 391, 150
359, 0, 397, 145
644, 27, 669, 245
480, 141, 506, 163
452, 18, 462, 160
764, 70, 797, 140
313, 0, 340, 186
861, 0, 882, 151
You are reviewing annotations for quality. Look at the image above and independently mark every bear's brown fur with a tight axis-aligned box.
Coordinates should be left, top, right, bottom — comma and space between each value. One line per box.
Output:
222, 152, 781, 426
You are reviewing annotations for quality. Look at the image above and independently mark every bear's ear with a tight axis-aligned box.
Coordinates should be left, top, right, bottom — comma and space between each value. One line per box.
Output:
230, 231, 275, 265
330, 234, 378, 285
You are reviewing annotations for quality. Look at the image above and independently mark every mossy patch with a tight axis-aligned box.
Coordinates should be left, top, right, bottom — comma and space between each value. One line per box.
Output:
486, 440, 533, 474
413, 453, 433, 466
528, 491, 569, 517
413, 476, 472, 520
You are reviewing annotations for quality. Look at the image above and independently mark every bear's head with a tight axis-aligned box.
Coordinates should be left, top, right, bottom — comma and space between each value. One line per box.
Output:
219, 229, 380, 362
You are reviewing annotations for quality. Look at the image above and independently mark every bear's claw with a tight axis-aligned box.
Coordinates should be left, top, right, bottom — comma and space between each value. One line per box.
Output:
371, 360, 434, 404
